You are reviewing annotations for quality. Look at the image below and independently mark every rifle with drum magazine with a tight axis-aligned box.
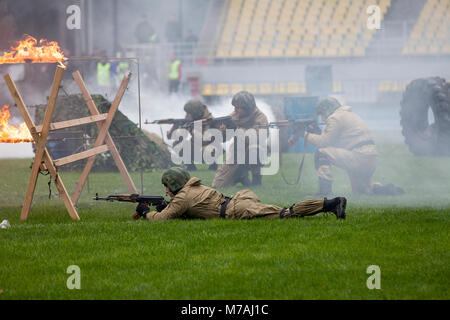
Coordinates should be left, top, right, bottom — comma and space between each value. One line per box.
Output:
93, 193, 169, 219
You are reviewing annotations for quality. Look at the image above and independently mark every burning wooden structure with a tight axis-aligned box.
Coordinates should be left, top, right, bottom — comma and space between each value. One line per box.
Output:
1, 36, 139, 220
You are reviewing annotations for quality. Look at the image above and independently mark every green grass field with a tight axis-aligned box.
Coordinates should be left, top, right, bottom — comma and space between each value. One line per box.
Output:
0, 139, 449, 299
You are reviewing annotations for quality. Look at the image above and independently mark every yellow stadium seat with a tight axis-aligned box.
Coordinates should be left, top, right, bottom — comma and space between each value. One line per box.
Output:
298, 47, 311, 57
353, 46, 365, 57
216, 84, 230, 95
259, 83, 273, 94
231, 83, 244, 95
287, 82, 301, 94
244, 83, 258, 94
285, 46, 298, 56
202, 84, 215, 96
273, 83, 287, 94
311, 47, 324, 57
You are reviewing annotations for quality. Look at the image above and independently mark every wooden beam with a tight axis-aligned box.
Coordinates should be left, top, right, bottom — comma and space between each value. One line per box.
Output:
71, 71, 137, 204
3, 68, 80, 221
19, 66, 65, 220
54, 144, 109, 167
35, 113, 108, 132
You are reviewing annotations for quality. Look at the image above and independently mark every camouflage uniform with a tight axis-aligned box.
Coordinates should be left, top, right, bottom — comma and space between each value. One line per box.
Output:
141, 167, 345, 220
212, 91, 269, 188
306, 97, 403, 195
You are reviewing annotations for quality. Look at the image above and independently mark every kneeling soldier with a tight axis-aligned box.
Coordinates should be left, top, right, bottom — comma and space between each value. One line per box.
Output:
133, 167, 347, 221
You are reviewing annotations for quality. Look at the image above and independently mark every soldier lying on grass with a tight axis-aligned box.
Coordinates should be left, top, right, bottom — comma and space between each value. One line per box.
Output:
132, 167, 347, 221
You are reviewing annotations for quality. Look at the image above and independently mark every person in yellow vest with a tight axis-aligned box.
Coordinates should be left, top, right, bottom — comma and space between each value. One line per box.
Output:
168, 53, 181, 94
97, 52, 112, 95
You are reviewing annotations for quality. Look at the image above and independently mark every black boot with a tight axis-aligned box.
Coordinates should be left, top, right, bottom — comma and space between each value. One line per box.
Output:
236, 168, 251, 187
208, 163, 218, 171
322, 197, 346, 219
313, 178, 332, 197
251, 171, 262, 186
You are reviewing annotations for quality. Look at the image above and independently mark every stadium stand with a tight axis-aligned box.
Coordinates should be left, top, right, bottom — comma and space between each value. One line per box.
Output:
215, 0, 392, 58
402, 0, 450, 55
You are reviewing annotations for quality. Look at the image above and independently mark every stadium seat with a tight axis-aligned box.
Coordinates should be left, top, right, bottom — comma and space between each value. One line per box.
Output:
231, 83, 244, 94
245, 83, 258, 94
202, 84, 215, 96
259, 82, 273, 94
216, 84, 230, 95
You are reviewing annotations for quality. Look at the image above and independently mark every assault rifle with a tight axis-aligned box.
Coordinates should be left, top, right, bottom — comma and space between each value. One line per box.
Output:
94, 193, 169, 217
146, 116, 234, 129
256, 119, 318, 129
144, 118, 189, 126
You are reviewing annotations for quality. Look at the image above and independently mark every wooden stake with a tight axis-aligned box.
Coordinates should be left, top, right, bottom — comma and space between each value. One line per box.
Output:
71, 71, 137, 205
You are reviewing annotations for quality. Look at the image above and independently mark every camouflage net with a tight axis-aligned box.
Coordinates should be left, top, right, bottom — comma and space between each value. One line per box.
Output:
33, 94, 173, 171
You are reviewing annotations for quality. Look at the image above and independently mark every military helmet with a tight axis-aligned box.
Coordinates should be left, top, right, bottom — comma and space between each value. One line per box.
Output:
231, 90, 256, 111
316, 97, 342, 118
161, 167, 191, 193
184, 100, 207, 120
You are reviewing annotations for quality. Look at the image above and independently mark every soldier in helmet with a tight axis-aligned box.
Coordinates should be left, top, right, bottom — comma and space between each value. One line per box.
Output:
167, 99, 217, 171
133, 167, 347, 220
288, 97, 404, 196
212, 90, 269, 188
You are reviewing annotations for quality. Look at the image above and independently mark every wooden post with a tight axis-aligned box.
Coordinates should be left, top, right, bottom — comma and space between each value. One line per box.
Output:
3, 69, 80, 221
71, 71, 137, 205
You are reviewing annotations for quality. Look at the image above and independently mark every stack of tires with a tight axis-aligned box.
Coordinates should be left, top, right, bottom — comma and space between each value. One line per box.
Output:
400, 77, 450, 156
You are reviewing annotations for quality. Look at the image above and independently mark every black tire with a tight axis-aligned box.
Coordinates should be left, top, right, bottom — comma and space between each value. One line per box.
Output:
400, 77, 450, 156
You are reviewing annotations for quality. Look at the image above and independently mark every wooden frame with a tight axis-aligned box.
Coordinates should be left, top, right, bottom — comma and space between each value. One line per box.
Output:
3, 65, 137, 221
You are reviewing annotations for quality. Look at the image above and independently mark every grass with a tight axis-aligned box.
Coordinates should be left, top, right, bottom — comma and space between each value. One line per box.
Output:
0, 140, 449, 299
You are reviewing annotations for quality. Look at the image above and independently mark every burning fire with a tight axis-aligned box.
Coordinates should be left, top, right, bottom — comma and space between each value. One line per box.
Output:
0, 35, 65, 64
0, 105, 33, 143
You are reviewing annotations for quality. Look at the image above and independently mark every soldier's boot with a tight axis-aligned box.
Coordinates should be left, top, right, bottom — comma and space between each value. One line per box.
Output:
208, 163, 218, 171
235, 168, 251, 187
251, 170, 262, 186
185, 163, 197, 171
312, 178, 332, 197
372, 183, 405, 196
321, 197, 346, 219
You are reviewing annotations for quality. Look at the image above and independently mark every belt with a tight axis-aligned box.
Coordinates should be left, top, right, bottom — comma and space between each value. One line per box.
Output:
350, 140, 375, 150
220, 197, 230, 218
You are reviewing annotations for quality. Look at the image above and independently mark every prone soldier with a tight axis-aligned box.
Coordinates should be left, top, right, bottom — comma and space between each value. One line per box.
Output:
133, 167, 347, 221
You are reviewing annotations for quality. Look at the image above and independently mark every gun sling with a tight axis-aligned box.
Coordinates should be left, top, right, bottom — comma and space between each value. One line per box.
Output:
220, 196, 231, 218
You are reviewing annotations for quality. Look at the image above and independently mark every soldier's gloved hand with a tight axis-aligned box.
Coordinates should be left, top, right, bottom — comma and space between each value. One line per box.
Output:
156, 200, 168, 212
306, 122, 321, 134
288, 135, 298, 147
133, 202, 150, 219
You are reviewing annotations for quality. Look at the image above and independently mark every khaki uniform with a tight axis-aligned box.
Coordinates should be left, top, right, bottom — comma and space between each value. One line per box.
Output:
171, 108, 214, 164
212, 107, 269, 188
306, 106, 378, 194
147, 177, 324, 220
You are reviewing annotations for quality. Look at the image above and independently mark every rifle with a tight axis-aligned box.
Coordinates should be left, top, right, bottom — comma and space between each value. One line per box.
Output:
256, 119, 318, 129
184, 116, 234, 129
94, 193, 169, 216
144, 118, 189, 126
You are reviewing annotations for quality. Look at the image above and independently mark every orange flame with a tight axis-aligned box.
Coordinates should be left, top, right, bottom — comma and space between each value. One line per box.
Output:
0, 105, 33, 143
0, 35, 65, 64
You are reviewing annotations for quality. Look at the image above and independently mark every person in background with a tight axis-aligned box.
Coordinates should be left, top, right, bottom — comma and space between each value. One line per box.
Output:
168, 53, 182, 94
